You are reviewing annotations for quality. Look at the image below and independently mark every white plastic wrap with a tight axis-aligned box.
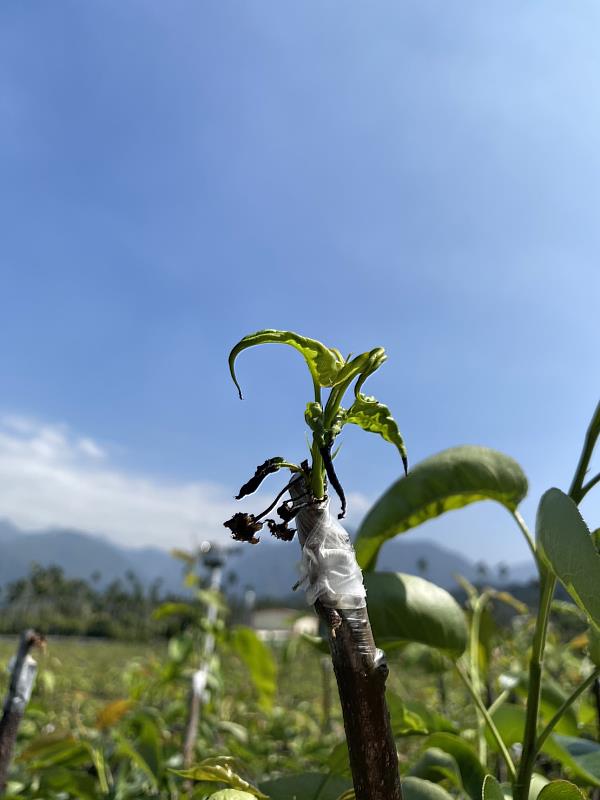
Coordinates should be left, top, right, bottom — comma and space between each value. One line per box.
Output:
192, 666, 208, 700
6, 654, 37, 712
290, 479, 366, 610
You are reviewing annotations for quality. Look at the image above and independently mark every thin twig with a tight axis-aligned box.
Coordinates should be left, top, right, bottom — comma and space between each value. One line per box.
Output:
455, 661, 516, 780
535, 668, 600, 753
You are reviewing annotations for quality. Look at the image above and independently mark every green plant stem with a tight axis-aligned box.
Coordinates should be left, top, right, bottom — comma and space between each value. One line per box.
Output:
470, 593, 490, 764
312, 377, 322, 404
310, 441, 325, 499
535, 667, 600, 753
514, 400, 600, 800
511, 510, 538, 564
513, 567, 555, 800
455, 661, 516, 781
580, 471, 600, 501
568, 400, 600, 504
487, 689, 510, 718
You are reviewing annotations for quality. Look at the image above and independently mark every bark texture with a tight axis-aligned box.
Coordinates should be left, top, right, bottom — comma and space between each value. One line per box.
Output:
291, 482, 402, 800
318, 603, 402, 800
0, 630, 39, 794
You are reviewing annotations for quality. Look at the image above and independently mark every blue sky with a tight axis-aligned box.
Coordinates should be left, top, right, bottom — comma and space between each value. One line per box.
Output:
1, 2, 599, 566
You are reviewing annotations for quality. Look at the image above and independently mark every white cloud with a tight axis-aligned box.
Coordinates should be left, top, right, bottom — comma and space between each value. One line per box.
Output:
0, 414, 240, 550
0, 414, 374, 551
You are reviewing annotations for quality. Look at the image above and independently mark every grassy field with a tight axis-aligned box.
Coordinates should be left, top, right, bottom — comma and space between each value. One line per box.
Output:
0, 613, 597, 800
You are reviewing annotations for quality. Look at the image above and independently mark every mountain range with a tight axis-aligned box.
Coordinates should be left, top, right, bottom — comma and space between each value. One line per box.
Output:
0, 518, 537, 599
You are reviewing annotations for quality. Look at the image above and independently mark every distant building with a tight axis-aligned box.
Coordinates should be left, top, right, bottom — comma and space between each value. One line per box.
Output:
251, 607, 318, 641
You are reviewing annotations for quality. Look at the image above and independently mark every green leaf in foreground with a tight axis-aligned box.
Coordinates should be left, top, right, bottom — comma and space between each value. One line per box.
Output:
230, 626, 277, 709
409, 748, 462, 789
424, 733, 486, 800
229, 329, 345, 398
488, 705, 600, 787
364, 572, 468, 656
173, 756, 267, 799
402, 777, 455, 800
208, 792, 258, 800
537, 781, 586, 800
260, 772, 352, 800
356, 446, 528, 570
482, 775, 505, 800
344, 393, 408, 472
536, 488, 600, 629
335, 780, 457, 800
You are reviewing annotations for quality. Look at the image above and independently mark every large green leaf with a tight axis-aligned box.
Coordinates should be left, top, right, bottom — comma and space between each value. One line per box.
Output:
230, 626, 277, 709
425, 733, 486, 800
481, 775, 550, 800
17, 736, 91, 770
403, 700, 458, 734
536, 489, 600, 629
488, 705, 600, 787
386, 694, 430, 736
409, 748, 462, 789
529, 774, 552, 800
327, 741, 352, 777
482, 775, 505, 800
537, 781, 586, 800
512, 674, 579, 737
479, 775, 551, 800
402, 777, 455, 800
229, 329, 345, 398
333, 779, 456, 800
364, 572, 468, 656
208, 793, 258, 800
356, 447, 528, 570
260, 772, 352, 800
553, 736, 600, 783
344, 394, 408, 471
37, 768, 99, 800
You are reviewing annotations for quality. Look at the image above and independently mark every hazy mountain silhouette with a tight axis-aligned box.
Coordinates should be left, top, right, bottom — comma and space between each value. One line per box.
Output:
0, 518, 536, 598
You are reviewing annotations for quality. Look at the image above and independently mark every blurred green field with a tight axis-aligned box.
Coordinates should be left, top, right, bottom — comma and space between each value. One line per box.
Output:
0, 596, 598, 800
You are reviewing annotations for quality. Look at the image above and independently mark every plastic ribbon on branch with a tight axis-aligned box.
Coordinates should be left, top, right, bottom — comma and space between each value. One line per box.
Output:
6, 654, 37, 713
289, 477, 366, 610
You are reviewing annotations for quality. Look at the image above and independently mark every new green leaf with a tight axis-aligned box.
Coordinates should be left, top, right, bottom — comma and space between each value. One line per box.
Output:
344, 394, 408, 473
229, 329, 345, 398
356, 446, 528, 570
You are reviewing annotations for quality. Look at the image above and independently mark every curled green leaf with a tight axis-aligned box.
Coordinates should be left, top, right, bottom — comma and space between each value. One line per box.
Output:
345, 393, 408, 474
354, 348, 387, 396
334, 347, 387, 390
229, 329, 345, 399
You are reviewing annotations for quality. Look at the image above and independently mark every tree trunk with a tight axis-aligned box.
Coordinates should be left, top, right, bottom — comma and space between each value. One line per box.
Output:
291, 483, 402, 800
0, 630, 40, 794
